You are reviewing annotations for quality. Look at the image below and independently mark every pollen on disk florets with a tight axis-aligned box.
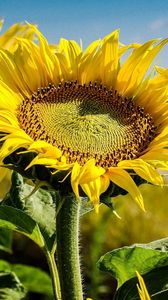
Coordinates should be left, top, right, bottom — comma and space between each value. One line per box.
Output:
17, 81, 156, 168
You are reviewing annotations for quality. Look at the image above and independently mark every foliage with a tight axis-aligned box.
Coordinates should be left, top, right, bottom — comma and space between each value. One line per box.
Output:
98, 238, 168, 299
81, 183, 168, 299
0, 260, 52, 297
0, 172, 168, 299
0, 172, 56, 299
0, 271, 26, 300
5, 172, 56, 251
0, 228, 12, 254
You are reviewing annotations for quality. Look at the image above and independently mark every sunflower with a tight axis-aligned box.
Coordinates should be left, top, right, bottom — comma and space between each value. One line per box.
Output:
0, 25, 168, 211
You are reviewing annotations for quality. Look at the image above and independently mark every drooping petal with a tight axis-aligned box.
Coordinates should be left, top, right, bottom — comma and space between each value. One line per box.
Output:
107, 168, 145, 211
71, 162, 81, 199
0, 131, 33, 161
141, 149, 168, 161
0, 167, 12, 199
25, 155, 58, 170
81, 174, 110, 212
24, 141, 62, 170
118, 159, 163, 186
71, 159, 105, 201
136, 272, 151, 300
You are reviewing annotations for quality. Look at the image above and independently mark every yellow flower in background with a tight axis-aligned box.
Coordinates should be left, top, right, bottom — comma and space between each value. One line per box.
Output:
0, 25, 168, 209
136, 272, 151, 300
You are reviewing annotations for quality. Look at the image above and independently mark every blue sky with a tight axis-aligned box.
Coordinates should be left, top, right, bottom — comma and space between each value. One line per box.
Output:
1, 0, 168, 66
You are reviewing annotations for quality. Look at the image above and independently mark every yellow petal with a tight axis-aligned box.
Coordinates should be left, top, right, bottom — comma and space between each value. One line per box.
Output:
79, 159, 105, 184
0, 81, 22, 113
136, 271, 151, 300
100, 29, 119, 86
141, 149, 168, 161
28, 141, 62, 157
0, 19, 4, 31
147, 127, 168, 149
59, 38, 81, 80
79, 39, 101, 84
107, 168, 145, 211
116, 39, 168, 96
0, 50, 30, 97
0, 131, 33, 161
0, 22, 35, 51
26, 23, 62, 83
118, 42, 141, 57
27, 153, 71, 172
118, 159, 163, 186
71, 162, 81, 199
81, 179, 100, 212
25, 155, 57, 170
71, 159, 105, 201
0, 167, 12, 199
51, 160, 73, 171
149, 161, 168, 170
14, 39, 49, 92
0, 110, 19, 126
81, 175, 110, 212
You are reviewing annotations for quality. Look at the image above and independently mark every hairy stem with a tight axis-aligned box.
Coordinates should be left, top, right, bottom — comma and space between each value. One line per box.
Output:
56, 194, 83, 300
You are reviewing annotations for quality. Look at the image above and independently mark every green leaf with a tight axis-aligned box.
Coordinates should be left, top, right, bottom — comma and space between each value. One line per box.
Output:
97, 238, 168, 287
22, 187, 56, 250
140, 237, 168, 252
6, 172, 26, 210
0, 260, 53, 296
0, 271, 26, 300
23, 188, 56, 237
6, 172, 56, 251
114, 266, 168, 300
13, 264, 52, 296
0, 206, 44, 248
0, 228, 12, 254
0, 260, 10, 271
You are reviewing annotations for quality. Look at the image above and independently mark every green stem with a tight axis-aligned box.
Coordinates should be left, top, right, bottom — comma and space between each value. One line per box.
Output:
46, 250, 62, 300
56, 194, 83, 300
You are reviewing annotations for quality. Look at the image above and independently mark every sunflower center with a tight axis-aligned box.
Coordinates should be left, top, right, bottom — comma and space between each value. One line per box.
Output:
18, 81, 156, 167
